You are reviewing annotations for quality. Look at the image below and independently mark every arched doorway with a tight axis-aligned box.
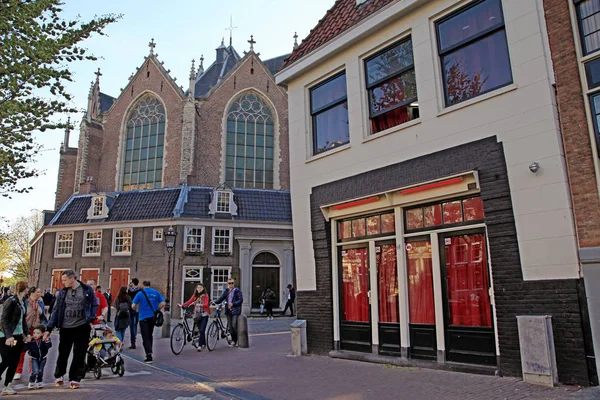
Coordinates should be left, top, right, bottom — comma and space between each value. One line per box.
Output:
252, 252, 280, 309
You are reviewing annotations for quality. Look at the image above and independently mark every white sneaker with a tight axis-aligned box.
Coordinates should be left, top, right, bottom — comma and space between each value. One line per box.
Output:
36, 382, 43, 389
28, 383, 35, 390
1, 383, 16, 395
12, 374, 20, 381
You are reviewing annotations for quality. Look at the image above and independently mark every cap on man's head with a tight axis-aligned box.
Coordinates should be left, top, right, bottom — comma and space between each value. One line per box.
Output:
287, 284, 292, 289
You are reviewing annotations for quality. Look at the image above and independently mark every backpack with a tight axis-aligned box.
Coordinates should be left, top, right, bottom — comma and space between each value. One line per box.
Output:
117, 301, 130, 319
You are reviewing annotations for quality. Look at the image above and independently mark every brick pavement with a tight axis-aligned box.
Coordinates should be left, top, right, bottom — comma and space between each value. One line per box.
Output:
4, 330, 233, 400
121, 316, 600, 400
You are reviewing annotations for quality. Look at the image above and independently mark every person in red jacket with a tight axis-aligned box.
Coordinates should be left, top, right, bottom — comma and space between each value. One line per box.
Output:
86, 279, 108, 325
179, 283, 210, 351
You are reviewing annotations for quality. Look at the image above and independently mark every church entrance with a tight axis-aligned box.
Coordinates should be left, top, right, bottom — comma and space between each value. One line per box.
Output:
252, 252, 280, 309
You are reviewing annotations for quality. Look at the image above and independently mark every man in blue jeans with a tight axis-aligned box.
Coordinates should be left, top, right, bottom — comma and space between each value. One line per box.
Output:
131, 280, 165, 364
127, 278, 141, 349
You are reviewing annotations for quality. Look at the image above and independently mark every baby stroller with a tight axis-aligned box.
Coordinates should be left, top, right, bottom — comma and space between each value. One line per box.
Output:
86, 324, 125, 379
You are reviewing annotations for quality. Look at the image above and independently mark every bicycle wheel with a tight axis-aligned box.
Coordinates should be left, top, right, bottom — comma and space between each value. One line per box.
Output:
170, 323, 187, 355
206, 321, 219, 351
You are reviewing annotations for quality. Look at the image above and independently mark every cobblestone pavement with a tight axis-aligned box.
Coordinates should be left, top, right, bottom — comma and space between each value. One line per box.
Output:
5, 331, 232, 400
125, 316, 600, 400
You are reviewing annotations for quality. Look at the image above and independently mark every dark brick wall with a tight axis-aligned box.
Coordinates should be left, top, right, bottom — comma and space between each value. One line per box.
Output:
300, 136, 591, 385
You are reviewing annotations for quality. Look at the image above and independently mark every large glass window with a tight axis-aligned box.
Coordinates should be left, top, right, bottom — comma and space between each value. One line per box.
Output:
405, 196, 484, 232
112, 229, 132, 255
589, 93, 600, 153
577, 0, 600, 55
211, 267, 231, 301
212, 228, 232, 254
122, 95, 165, 191
310, 73, 350, 155
83, 231, 102, 256
184, 227, 204, 253
406, 239, 435, 325
437, 0, 512, 106
377, 244, 399, 323
225, 92, 275, 189
341, 248, 370, 322
55, 232, 73, 257
365, 38, 418, 134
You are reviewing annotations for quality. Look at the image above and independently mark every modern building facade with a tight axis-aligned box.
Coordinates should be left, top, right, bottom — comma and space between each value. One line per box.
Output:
276, 0, 597, 386
31, 38, 295, 315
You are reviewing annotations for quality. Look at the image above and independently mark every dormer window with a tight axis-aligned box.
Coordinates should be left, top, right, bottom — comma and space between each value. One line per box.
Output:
88, 195, 108, 219
208, 187, 238, 216
217, 191, 231, 213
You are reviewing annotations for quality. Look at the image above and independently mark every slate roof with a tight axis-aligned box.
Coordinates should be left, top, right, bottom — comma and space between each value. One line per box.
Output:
51, 188, 182, 225
181, 187, 292, 223
195, 45, 242, 97
281, 0, 397, 69
99, 92, 116, 113
50, 186, 292, 226
263, 54, 291, 75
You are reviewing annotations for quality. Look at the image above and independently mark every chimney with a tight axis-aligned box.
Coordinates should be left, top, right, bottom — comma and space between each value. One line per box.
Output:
79, 176, 96, 195
216, 38, 227, 63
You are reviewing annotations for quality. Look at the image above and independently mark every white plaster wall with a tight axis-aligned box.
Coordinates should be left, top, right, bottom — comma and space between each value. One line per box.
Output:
282, 0, 579, 290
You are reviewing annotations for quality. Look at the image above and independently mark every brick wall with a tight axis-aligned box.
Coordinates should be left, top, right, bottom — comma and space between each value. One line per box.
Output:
542, 0, 600, 248
192, 54, 290, 190
302, 137, 591, 385
54, 149, 78, 210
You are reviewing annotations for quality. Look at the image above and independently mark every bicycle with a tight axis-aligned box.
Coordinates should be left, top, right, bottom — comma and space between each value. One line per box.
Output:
206, 302, 232, 351
170, 305, 202, 355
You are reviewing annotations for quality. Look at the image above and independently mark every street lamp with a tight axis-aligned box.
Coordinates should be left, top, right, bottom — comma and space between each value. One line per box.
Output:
164, 226, 177, 311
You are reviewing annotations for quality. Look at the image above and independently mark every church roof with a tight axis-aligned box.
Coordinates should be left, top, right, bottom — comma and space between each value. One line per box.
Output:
195, 45, 242, 97
281, 0, 396, 69
263, 54, 291, 75
99, 92, 116, 113
49, 186, 292, 226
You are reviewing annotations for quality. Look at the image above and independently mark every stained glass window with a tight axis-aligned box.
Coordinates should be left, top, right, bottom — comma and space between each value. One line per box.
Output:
122, 96, 165, 191
225, 92, 275, 189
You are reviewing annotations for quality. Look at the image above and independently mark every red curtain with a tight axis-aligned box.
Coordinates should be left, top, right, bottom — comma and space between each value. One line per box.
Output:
407, 240, 435, 324
378, 244, 398, 323
371, 105, 411, 134
445, 234, 492, 327
342, 248, 370, 322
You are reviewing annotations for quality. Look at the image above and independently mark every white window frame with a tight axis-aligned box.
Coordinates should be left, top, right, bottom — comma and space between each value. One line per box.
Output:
184, 226, 205, 253
216, 191, 231, 213
82, 230, 102, 257
153, 228, 163, 241
112, 228, 133, 256
88, 195, 108, 219
54, 231, 74, 258
210, 266, 232, 302
212, 228, 233, 255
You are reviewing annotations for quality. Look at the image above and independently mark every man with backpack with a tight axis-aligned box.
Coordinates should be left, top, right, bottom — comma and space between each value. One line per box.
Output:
131, 281, 165, 364
127, 278, 141, 349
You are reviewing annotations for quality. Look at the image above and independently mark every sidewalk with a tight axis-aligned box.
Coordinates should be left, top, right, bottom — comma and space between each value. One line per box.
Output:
120, 316, 600, 400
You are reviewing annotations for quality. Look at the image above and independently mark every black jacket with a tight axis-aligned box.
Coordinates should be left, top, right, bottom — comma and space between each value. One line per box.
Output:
24, 339, 52, 360
0, 295, 29, 338
288, 288, 296, 302
47, 281, 98, 333
42, 292, 54, 306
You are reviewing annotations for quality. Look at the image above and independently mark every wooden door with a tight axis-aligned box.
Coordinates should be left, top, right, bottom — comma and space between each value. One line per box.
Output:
51, 270, 64, 291
109, 269, 130, 302
251, 267, 280, 308
80, 269, 99, 285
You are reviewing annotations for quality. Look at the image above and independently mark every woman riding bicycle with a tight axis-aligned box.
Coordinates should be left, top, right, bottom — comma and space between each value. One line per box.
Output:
180, 283, 210, 352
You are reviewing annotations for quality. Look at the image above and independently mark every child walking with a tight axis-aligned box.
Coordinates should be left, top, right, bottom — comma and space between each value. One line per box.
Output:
23, 325, 52, 390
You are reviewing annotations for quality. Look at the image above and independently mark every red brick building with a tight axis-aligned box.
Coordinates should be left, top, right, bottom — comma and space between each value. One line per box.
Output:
31, 38, 294, 316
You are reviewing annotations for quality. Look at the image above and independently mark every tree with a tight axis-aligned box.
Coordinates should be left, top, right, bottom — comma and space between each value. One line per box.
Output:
0, 0, 120, 196
4, 211, 43, 281
444, 56, 488, 106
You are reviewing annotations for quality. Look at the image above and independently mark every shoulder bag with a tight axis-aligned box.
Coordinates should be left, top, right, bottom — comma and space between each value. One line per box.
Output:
141, 289, 164, 327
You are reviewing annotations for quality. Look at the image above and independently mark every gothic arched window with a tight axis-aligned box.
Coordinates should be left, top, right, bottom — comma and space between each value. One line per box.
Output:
122, 95, 165, 191
225, 92, 275, 189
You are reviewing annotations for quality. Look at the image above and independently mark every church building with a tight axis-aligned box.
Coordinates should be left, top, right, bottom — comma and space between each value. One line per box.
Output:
30, 36, 294, 316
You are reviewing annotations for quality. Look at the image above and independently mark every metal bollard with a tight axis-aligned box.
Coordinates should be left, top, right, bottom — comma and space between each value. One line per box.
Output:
237, 314, 249, 348
290, 319, 307, 356
161, 311, 171, 338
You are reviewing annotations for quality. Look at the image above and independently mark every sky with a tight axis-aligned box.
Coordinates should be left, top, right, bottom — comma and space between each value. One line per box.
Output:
0, 0, 336, 224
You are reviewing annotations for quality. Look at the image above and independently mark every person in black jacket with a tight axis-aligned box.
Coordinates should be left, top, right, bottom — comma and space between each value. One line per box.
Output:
23, 324, 52, 389
0, 281, 30, 395
282, 284, 296, 317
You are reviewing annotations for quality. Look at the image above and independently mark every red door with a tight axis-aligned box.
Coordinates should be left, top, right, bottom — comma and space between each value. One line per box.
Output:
51, 270, 64, 291
80, 269, 99, 285
110, 269, 130, 301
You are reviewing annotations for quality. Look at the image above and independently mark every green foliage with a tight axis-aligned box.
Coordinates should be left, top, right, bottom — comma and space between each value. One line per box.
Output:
0, 0, 120, 196
0, 211, 43, 281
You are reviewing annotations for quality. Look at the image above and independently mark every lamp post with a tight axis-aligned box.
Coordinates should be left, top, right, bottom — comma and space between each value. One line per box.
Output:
164, 226, 177, 311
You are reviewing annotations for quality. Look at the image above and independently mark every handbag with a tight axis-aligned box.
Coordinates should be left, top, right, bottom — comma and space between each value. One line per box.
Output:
141, 289, 164, 327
